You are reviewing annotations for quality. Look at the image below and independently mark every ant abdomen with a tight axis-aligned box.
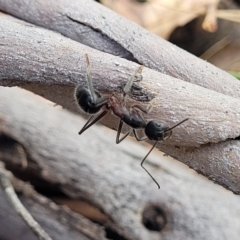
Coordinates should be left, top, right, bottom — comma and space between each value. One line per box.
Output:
145, 120, 172, 141
75, 86, 103, 114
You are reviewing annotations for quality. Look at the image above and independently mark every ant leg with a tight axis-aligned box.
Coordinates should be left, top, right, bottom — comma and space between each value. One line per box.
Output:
141, 141, 160, 189
123, 65, 144, 99
78, 109, 108, 135
133, 129, 148, 141
116, 119, 132, 144
85, 54, 96, 103
79, 114, 95, 134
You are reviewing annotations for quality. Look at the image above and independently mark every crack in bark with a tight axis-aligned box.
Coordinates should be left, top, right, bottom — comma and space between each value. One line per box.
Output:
64, 14, 138, 62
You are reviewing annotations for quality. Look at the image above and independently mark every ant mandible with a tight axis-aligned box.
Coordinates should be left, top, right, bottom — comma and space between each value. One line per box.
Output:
75, 54, 189, 189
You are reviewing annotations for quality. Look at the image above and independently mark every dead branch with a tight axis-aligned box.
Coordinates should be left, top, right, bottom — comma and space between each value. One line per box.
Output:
0, 87, 240, 240
0, 0, 240, 98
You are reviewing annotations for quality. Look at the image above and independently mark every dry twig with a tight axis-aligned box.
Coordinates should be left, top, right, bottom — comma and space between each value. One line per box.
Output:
0, 164, 52, 240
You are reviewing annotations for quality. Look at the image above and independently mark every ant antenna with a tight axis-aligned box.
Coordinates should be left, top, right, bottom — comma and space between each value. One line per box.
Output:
141, 141, 160, 189
165, 117, 224, 134
165, 118, 189, 132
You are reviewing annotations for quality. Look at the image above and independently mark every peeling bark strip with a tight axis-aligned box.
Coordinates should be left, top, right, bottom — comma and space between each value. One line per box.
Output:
0, 166, 52, 240
0, 0, 240, 97
1, 14, 240, 148
0, 87, 240, 240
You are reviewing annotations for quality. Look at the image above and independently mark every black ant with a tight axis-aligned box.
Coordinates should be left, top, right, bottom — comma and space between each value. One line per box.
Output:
75, 54, 189, 189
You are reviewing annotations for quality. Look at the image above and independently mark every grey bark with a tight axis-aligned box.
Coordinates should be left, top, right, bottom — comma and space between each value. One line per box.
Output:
1, 87, 240, 240
0, 0, 240, 97
1, 14, 240, 193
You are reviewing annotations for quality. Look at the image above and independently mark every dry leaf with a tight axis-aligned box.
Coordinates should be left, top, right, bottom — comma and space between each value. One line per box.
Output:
101, 0, 219, 38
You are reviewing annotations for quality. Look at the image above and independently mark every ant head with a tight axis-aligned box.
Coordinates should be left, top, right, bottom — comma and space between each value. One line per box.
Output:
145, 120, 171, 141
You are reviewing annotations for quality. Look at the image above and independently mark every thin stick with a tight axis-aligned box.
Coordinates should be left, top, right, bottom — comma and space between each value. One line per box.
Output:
0, 167, 52, 240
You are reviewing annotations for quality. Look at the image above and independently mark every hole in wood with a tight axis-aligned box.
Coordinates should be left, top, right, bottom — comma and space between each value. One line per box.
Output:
142, 205, 167, 231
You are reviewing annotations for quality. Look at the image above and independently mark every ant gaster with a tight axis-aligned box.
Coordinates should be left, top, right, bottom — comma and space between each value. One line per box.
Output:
75, 54, 189, 189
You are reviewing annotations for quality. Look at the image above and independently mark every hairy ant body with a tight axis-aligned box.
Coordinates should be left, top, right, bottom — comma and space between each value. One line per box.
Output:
75, 54, 188, 188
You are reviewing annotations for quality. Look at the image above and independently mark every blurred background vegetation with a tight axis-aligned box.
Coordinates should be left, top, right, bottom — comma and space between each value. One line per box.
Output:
97, 0, 240, 79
